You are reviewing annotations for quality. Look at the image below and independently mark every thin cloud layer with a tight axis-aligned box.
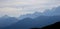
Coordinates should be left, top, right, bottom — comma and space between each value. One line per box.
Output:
0, 0, 60, 17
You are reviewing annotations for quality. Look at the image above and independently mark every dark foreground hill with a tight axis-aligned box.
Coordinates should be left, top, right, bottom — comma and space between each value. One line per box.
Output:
31, 21, 60, 29
41, 21, 60, 29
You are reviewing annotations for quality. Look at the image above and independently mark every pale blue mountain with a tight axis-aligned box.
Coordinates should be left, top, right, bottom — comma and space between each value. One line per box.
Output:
19, 12, 43, 19
52, 6, 60, 15
19, 6, 60, 20
44, 9, 54, 16
44, 6, 60, 16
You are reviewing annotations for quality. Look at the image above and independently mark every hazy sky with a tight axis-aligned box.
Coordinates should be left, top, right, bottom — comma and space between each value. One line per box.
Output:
0, 0, 60, 17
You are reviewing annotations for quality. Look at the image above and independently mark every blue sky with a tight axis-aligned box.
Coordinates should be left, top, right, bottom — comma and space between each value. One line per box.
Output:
0, 0, 60, 17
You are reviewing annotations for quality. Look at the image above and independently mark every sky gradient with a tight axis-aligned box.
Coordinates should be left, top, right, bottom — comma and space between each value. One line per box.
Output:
0, 0, 60, 17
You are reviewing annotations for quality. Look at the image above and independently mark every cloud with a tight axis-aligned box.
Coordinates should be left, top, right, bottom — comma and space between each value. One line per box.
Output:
0, 7, 34, 17
0, 0, 60, 17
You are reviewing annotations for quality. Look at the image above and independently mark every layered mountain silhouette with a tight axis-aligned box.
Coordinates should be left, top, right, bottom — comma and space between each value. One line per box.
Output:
1, 16, 60, 29
0, 6, 60, 29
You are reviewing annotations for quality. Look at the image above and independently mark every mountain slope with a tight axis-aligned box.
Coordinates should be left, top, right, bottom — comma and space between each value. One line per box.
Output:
0, 15, 18, 27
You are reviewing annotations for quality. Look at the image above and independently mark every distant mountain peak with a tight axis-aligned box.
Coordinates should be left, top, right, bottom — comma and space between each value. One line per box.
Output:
44, 6, 60, 16
1, 15, 10, 18
23, 17, 33, 20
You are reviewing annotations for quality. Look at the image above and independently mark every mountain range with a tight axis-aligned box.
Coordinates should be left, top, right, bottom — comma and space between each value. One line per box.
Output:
0, 6, 60, 29
19, 6, 60, 19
